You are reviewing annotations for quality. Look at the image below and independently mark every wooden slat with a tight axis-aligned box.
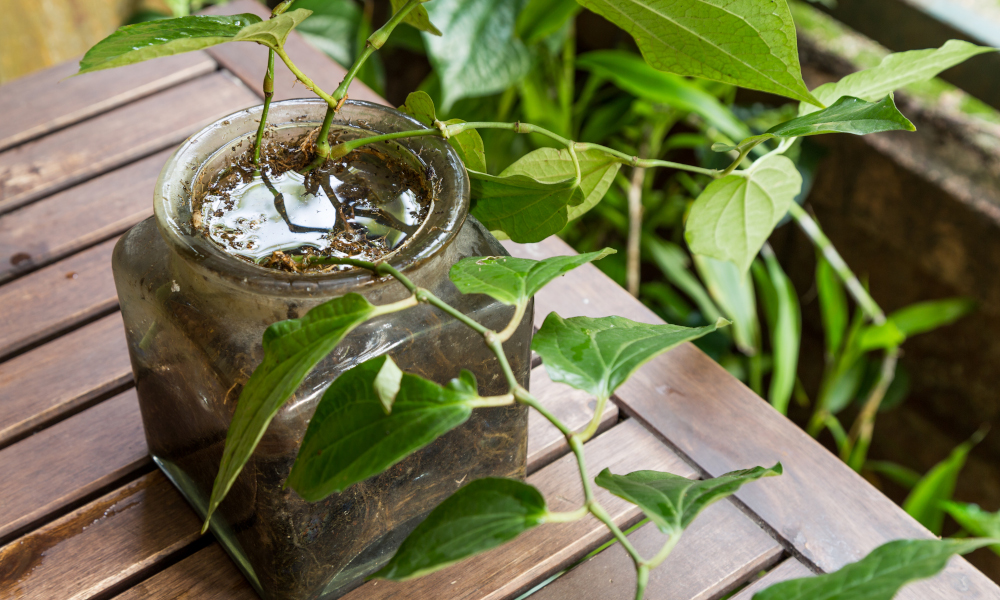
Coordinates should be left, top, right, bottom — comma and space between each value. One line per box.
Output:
0, 150, 167, 282
0, 52, 216, 153
114, 543, 252, 600
730, 558, 814, 599
531, 504, 782, 600
507, 237, 1000, 598
527, 367, 617, 474
0, 389, 147, 542
0, 71, 257, 213
203, 0, 384, 105
0, 472, 200, 600
0, 313, 131, 447
0, 236, 119, 360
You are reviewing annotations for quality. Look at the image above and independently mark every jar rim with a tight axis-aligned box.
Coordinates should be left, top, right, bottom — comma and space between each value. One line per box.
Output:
153, 98, 470, 296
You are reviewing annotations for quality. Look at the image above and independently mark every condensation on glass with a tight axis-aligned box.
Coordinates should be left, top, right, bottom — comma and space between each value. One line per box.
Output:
112, 100, 532, 600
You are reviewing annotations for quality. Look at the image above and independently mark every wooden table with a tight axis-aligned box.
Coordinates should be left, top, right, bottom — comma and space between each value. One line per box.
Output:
1, 2, 998, 599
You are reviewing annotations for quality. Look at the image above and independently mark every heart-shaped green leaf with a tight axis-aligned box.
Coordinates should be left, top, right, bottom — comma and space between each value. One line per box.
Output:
449, 249, 615, 307
399, 90, 438, 126
204, 293, 389, 531
941, 503, 1000, 556
501, 147, 621, 221
286, 356, 480, 501
685, 154, 802, 273
573, 0, 819, 105
800, 40, 997, 116
531, 314, 726, 399
468, 170, 577, 243
232, 8, 312, 49
391, 0, 442, 35
596, 464, 781, 534
78, 13, 263, 74
373, 478, 547, 580
443, 120, 488, 172
753, 538, 1000, 600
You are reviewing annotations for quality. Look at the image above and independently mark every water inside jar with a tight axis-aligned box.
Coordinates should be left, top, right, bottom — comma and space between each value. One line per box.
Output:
193, 124, 432, 270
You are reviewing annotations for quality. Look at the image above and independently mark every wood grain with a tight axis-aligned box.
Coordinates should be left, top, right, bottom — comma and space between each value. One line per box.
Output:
0, 52, 216, 153
530, 504, 782, 600
0, 71, 257, 213
203, 0, 384, 106
0, 389, 147, 543
0, 472, 201, 600
0, 236, 119, 360
730, 558, 814, 600
0, 149, 167, 282
114, 542, 254, 600
527, 366, 617, 475
0, 312, 132, 448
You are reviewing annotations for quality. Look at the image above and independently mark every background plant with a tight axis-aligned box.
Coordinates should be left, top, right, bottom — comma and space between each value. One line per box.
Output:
78, 0, 999, 597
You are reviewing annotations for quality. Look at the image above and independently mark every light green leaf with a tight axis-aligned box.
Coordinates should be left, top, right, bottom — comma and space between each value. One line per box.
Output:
694, 254, 759, 356
889, 298, 975, 337
78, 14, 263, 74
164, 0, 190, 17
468, 170, 577, 243
644, 238, 723, 323
286, 356, 480, 501
232, 9, 313, 49
501, 147, 621, 221
204, 293, 384, 530
800, 40, 997, 115
596, 464, 781, 534
531, 313, 726, 399
391, 0, 442, 35
941, 502, 1000, 556
752, 249, 800, 414
765, 94, 915, 139
373, 478, 547, 580
423, 0, 533, 110
449, 249, 615, 307
573, 0, 820, 105
823, 358, 866, 415
866, 460, 922, 490
903, 428, 986, 534
686, 154, 802, 273
442, 119, 488, 172
399, 90, 438, 126
516, 0, 580, 45
816, 254, 848, 358
577, 50, 751, 143
753, 538, 999, 600
857, 321, 906, 353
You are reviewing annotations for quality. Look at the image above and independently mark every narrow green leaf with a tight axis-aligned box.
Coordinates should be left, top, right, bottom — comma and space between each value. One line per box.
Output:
232, 9, 313, 49
573, 0, 820, 105
764, 94, 915, 139
888, 298, 975, 337
753, 538, 999, 600
800, 40, 997, 115
595, 464, 781, 534
757, 250, 800, 414
576, 50, 751, 143
468, 170, 577, 243
398, 90, 438, 126
391, 0, 442, 35
857, 321, 906, 353
286, 356, 479, 501
531, 313, 726, 399
694, 254, 759, 355
442, 119, 488, 172
373, 478, 547, 580
644, 238, 723, 323
686, 155, 803, 273
516, 0, 580, 45
866, 460, 923, 489
78, 14, 263, 74
941, 502, 1000, 556
204, 293, 383, 530
816, 254, 848, 358
449, 249, 615, 307
903, 428, 986, 534
823, 358, 866, 415
500, 147, 621, 221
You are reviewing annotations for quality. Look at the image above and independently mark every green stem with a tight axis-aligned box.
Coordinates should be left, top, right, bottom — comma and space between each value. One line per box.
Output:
844, 347, 899, 469
575, 395, 609, 443
253, 49, 275, 166
787, 203, 886, 324
301, 106, 337, 173
466, 394, 516, 408
544, 505, 590, 523
327, 128, 444, 160
495, 301, 528, 343
273, 46, 337, 106
635, 566, 650, 600
642, 533, 680, 569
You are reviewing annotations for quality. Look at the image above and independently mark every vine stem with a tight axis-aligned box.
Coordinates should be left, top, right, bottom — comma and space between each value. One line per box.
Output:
844, 346, 899, 469
253, 49, 275, 166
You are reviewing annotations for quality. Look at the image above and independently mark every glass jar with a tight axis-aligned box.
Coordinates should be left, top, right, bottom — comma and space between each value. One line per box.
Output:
112, 99, 532, 600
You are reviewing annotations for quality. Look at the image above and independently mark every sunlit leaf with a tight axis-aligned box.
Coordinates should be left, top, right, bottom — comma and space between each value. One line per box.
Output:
694, 254, 759, 355
500, 147, 621, 221
889, 298, 975, 337
399, 90, 438, 126
391, 0, 442, 35
442, 119, 488, 172
232, 9, 313, 49
903, 428, 985, 534
761, 94, 915, 141
752, 250, 800, 414
941, 502, 1000, 556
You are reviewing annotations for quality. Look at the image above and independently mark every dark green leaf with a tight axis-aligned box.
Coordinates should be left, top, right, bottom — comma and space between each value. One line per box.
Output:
449, 249, 615, 307
823, 358, 866, 415
286, 356, 479, 501
500, 147, 621, 221
572, 0, 819, 105
753, 538, 998, 600
78, 14, 263, 74
888, 298, 975, 337
941, 502, 1000, 555
685, 155, 803, 273
816, 254, 848, 358
204, 293, 385, 529
532, 313, 726, 399
596, 464, 781, 534
903, 428, 986, 534
516, 0, 580, 45
391, 0, 442, 35
423, 0, 533, 109
468, 170, 577, 243
373, 478, 547, 580
577, 50, 750, 144
764, 95, 915, 140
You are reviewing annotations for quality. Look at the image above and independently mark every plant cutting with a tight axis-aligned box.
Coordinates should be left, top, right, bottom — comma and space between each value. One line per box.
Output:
80, 0, 999, 598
